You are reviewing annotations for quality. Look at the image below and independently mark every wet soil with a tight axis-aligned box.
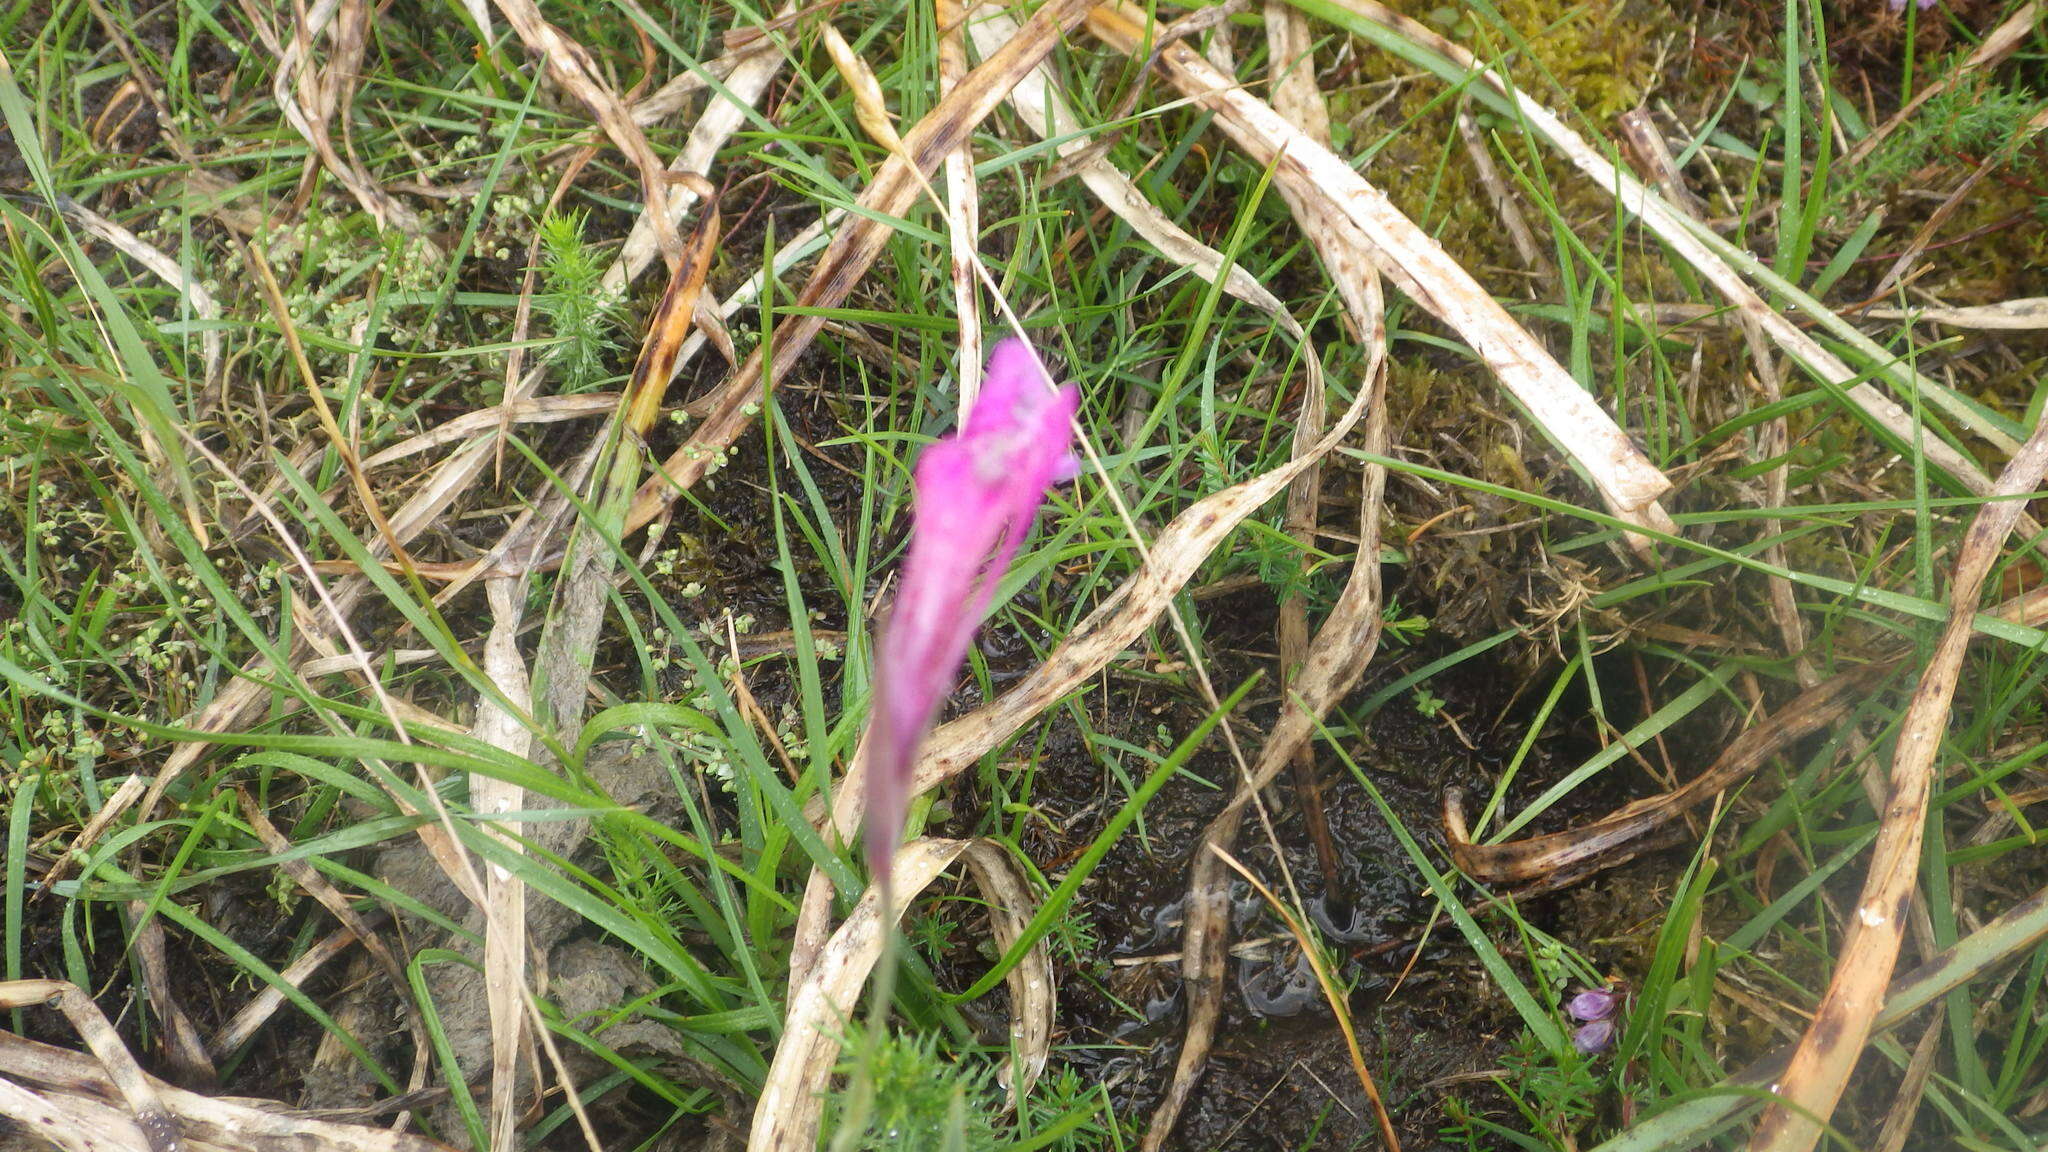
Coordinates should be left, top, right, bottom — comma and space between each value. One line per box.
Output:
906, 565, 1661, 1150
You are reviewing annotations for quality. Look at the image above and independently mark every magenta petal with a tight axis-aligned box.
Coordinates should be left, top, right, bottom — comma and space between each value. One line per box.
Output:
865, 339, 1079, 877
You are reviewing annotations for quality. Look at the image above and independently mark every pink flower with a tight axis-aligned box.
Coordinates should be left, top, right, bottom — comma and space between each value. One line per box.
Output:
864, 339, 1079, 878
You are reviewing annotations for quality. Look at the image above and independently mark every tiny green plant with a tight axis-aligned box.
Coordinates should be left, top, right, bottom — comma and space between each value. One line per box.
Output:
827, 1029, 1001, 1152
1852, 66, 2044, 195
535, 208, 625, 392
1381, 601, 1431, 646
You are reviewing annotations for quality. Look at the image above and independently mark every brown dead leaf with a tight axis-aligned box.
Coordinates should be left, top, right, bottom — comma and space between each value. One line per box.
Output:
627, 210, 721, 436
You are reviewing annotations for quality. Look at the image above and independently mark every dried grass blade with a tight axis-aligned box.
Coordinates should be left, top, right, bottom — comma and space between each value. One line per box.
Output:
358, 396, 620, 470
244, 243, 418, 576
242, 780, 407, 970
53, 196, 222, 392
0, 981, 183, 1151
1295, 0, 2024, 479
1861, 297, 2048, 331
751, 837, 1051, 1151
125, 911, 215, 1085
1265, 0, 1360, 895
938, 0, 985, 404
955, 840, 1055, 1102
472, 578, 537, 1152
1455, 105, 1546, 276
753, 839, 961, 1152
491, 0, 679, 260
1747, 414, 2048, 1152
623, 0, 1102, 534
1617, 108, 1707, 220
256, 0, 419, 230
1443, 663, 1892, 890
627, 47, 757, 126
209, 922, 361, 1058
1091, 0, 1671, 536
0, 1072, 150, 1152
36, 775, 143, 905
172, 434, 490, 915
604, 4, 794, 293
1275, 453, 1346, 894
1870, 1019, 1943, 1152
0, 1026, 459, 1152
1263, 1, 1330, 143
1260, 0, 1346, 917
1146, 277, 1390, 1152
963, 8, 1300, 334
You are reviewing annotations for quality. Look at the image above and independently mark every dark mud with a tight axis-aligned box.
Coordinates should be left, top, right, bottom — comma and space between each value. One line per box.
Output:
905, 560, 1664, 1149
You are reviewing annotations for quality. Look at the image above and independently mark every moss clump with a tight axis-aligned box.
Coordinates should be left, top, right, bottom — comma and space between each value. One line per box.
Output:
1418, 0, 1660, 122
1326, 0, 1674, 300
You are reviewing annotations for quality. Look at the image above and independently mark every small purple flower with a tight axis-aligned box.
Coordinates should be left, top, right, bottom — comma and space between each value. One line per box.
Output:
1567, 986, 1622, 1055
1573, 1017, 1617, 1055
864, 339, 1079, 879
1567, 988, 1619, 1022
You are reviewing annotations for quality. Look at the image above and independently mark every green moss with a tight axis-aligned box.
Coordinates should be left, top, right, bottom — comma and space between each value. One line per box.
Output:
1325, 0, 1671, 294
